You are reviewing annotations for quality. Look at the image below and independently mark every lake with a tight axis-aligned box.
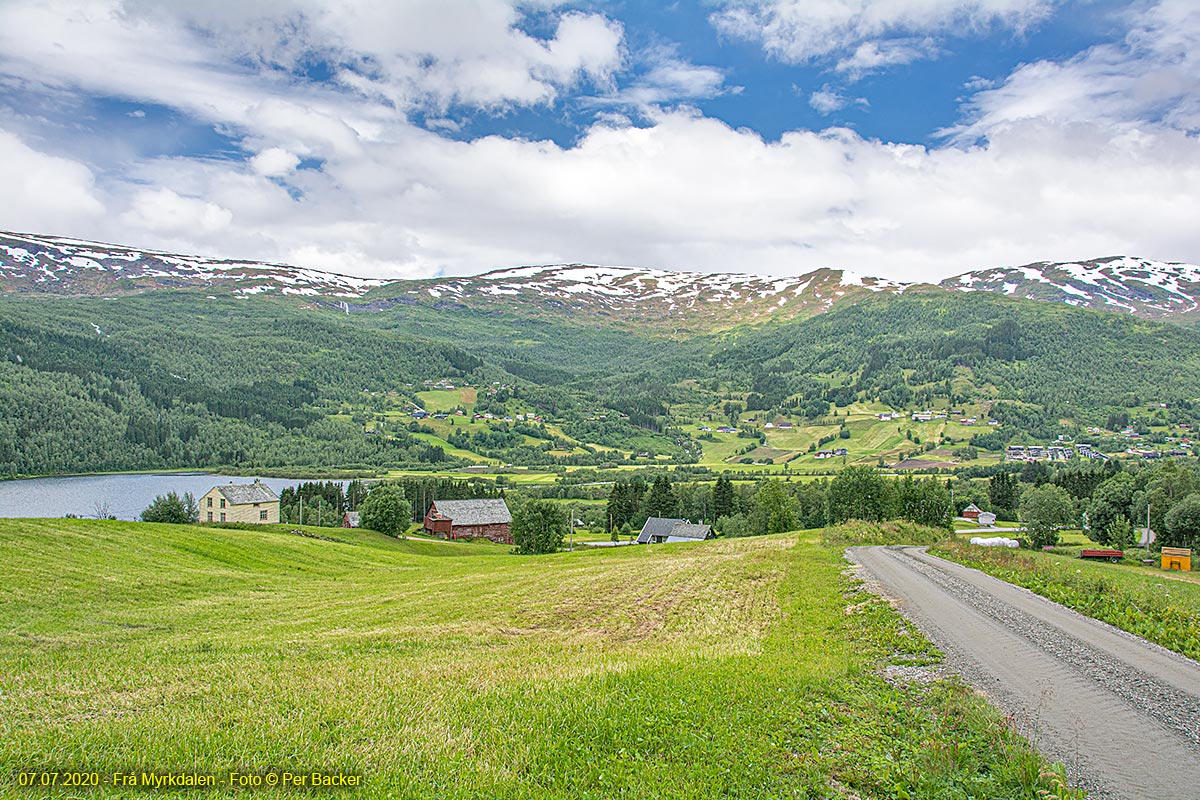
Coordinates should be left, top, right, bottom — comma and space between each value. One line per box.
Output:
0, 474, 324, 521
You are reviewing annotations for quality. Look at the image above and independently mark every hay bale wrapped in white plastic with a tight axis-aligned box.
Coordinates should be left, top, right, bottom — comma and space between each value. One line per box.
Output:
969, 536, 1020, 548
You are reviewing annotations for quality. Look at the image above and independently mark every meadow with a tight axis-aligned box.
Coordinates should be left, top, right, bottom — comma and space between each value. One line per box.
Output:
0, 519, 1081, 798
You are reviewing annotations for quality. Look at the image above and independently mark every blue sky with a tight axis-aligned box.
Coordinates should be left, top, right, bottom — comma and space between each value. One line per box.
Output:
0, 1, 1197, 282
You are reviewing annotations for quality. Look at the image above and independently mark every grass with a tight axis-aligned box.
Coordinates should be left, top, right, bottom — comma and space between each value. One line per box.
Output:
0, 519, 1080, 799
933, 541, 1200, 660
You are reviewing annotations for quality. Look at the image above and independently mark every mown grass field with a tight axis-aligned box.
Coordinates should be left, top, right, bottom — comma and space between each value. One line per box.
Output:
1, 519, 1080, 799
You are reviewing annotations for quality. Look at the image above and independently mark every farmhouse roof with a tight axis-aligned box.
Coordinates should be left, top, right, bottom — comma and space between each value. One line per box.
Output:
431, 498, 512, 526
215, 480, 278, 505
668, 523, 713, 540
637, 516, 686, 544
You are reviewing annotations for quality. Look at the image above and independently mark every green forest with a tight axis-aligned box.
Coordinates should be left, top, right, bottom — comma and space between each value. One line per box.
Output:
4, 284, 1200, 478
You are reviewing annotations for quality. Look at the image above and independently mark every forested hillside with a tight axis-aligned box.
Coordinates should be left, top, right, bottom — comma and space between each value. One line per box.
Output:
5, 274, 1200, 478
711, 289, 1200, 434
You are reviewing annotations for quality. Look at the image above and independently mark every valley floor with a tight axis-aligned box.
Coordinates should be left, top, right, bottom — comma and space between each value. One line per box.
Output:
0, 520, 1080, 798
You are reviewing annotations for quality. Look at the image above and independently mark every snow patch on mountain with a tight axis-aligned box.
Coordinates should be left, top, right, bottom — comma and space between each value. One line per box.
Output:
0, 231, 386, 298
943, 256, 1200, 319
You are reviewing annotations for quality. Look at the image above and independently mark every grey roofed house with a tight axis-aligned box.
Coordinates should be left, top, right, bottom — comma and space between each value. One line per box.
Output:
216, 480, 278, 505
430, 498, 512, 526
637, 517, 714, 544
636, 516, 685, 544
665, 523, 714, 542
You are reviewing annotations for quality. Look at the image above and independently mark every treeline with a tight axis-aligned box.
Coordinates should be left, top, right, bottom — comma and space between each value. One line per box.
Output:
277, 477, 504, 526
604, 468, 952, 538
960, 458, 1200, 550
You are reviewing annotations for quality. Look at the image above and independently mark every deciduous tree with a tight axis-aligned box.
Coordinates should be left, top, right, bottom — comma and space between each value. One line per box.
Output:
1019, 483, 1075, 549
360, 483, 408, 537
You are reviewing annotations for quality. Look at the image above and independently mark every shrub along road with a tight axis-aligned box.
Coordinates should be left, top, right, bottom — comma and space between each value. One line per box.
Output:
849, 545, 1200, 800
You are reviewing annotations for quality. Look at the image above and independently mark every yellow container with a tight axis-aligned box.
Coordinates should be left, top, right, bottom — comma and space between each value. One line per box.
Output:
1161, 547, 1192, 572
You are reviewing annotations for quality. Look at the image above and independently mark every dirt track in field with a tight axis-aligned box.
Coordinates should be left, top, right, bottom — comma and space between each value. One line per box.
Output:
849, 545, 1200, 800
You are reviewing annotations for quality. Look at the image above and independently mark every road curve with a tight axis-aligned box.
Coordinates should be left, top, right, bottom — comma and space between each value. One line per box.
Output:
849, 546, 1200, 800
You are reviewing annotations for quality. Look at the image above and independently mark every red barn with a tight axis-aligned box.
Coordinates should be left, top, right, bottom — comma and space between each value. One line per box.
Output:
424, 499, 513, 544
962, 503, 982, 521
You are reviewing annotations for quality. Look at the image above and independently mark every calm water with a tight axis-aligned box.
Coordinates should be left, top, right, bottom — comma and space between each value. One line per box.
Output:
0, 474, 318, 521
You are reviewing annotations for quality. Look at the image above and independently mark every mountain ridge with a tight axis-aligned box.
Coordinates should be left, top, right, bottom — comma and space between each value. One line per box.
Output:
2, 229, 1198, 327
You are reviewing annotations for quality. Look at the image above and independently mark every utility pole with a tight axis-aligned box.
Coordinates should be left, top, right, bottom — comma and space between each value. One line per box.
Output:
299, 494, 303, 529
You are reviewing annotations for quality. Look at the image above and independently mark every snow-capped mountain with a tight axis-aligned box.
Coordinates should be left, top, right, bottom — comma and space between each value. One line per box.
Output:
941, 256, 1200, 320
371, 263, 907, 330
3, 229, 1198, 327
0, 231, 385, 298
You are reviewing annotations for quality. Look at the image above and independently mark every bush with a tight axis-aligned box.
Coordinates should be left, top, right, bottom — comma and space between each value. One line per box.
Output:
820, 520, 950, 548
141, 491, 199, 524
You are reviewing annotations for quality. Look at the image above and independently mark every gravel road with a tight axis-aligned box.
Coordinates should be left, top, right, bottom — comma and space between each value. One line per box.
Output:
848, 545, 1200, 800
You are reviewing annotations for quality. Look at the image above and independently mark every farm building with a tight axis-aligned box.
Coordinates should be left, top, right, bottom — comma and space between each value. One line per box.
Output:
424, 498, 513, 544
636, 517, 715, 544
961, 503, 982, 522
977, 511, 997, 526
200, 480, 279, 524
342, 511, 360, 528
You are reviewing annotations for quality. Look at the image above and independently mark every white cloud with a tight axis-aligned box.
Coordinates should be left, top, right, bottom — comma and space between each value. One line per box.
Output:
121, 188, 234, 236
711, 0, 1053, 71
0, 0, 1198, 286
589, 46, 730, 108
835, 37, 940, 77
0, 129, 105, 231
251, 147, 302, 177
949, 0, 1200, 140
809, 87, 846, 114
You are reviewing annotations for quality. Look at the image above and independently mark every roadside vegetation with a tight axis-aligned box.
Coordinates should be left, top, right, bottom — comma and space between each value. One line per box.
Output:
933, 541, 1200, 660
0, 518, 1081, 798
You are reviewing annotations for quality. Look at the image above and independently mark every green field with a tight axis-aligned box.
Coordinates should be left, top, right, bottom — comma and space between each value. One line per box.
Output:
1, 519, 1082, 799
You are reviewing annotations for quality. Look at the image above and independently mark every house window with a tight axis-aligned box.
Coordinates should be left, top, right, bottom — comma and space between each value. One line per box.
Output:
207, 512, 212, 522
220, 513, 226, 522
207, 497, 212, 508
260, 510, 268, 521
220, 499, 226, 509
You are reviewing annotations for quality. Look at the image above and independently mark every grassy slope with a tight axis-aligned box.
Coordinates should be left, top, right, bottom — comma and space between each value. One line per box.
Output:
934, 542, 1200, 660
1, 520, 1079, 799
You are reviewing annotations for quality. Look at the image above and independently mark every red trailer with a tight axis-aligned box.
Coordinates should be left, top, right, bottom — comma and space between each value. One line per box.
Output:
1080, 549, 1124, 563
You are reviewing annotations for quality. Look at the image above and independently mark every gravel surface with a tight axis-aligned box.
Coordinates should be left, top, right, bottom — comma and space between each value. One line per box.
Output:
848, 545, 1200, 800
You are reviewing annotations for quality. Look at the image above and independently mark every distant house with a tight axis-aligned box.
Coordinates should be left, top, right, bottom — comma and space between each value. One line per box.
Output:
961, 503, 982, 522
777, 421, 794, 429
636, 517, 715, 544
424, 498, 512, 544
200, 480, 279, 524
977, 511, 997, 526
342, 511, 360, 528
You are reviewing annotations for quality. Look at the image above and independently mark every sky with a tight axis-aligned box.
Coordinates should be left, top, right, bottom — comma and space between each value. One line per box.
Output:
1, 0, 1198, 283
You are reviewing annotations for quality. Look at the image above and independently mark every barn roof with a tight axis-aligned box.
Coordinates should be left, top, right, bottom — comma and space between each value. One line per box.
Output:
637, 517, 686, 544
215, 481, 278, 505
431, 498, 511, 526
